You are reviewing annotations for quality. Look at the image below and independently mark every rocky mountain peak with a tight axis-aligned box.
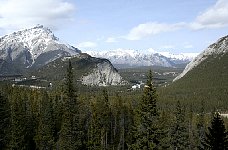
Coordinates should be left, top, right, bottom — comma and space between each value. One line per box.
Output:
0, 24, 58, 49
0, 25, 80, 74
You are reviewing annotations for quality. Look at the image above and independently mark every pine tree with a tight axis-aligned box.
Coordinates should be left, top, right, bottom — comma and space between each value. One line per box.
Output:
157, 110, 172, 149
188, 104, 197, 150
35, 91, 54, 149
10, 89, 27, 149
87, 99, 101, 150
132, 70, 165, 150
102, 89, 112, 149
0, 91, 11, 149
113, 93, 125, 150
52, 91, 64, 143
197, 100, 206, 150
9, 88, 37, 149
23, 92, 36, 150
170, 101, 189, 150
113, 94, 135, 150
87, 89, 111, 150
58, 59, 82, 149
203, 112, 228, 150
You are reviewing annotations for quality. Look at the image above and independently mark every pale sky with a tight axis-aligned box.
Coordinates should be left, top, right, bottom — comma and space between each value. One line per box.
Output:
0, 0, 228, 53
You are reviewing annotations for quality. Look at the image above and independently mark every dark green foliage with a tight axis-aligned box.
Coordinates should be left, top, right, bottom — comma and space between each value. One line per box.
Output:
187, 105, 198, 150
170, 101, 189, 150
65, 59, 76, 99
10, 89, 36, 149
0, 66, 228, 149
157, 110, 172, 149
87, 89, 111, 149
58, 59, 82, 149
203, 112, 228, 150
35, 91, 54, 149
159, 52, 228, 112
87, 89, 135, 150
112, 93, 135, 150
0, 91, 11, 149
141, 70, 159, 116
132, 70, 167, 150
197, 100, 206, 149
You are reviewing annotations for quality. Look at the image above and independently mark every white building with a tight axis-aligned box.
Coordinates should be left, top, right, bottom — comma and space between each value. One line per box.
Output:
132, 84, 141, 90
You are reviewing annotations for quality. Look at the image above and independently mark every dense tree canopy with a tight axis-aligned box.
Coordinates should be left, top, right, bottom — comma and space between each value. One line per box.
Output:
204, 112, 228, 150
0, 68, 227, 149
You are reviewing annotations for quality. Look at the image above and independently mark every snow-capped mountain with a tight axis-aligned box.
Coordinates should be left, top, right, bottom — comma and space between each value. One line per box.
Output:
85, 49, 198, 68
158, 52, 199, 64
0, 25, 80, 74
0, 25, 126, 86
174, 35, 228, 81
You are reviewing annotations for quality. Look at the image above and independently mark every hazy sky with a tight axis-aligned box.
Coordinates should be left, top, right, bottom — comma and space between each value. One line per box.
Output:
0, 0, 228, 53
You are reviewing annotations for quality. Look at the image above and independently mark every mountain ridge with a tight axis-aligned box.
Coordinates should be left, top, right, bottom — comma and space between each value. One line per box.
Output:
174, 35, 228, 81
0, 25, 81, 74
85, 49, 198, 68
158, 35, 228, 110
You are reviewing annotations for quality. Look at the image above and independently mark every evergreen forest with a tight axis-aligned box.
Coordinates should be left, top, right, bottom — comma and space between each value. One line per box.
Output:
0, 60, 228, 150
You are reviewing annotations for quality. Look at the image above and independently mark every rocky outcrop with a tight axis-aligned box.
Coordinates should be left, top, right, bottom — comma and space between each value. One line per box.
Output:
81, 60, 126, 86
35, 53, 126, 87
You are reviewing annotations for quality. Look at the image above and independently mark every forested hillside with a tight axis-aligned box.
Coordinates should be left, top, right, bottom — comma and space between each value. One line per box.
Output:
1, 60, 228, 149
159, 38, 228, 111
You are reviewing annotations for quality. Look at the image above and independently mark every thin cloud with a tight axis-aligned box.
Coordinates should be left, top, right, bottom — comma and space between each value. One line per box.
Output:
0, 0, 75, 32
124, 22, 186, 40
114, 0, 228, 42
190, 0, 228, 30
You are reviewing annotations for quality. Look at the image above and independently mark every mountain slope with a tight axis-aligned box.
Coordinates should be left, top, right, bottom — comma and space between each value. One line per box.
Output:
0, 25, 80, 74
174, 35, 228, 81
86, 49, 198, 68
159, 35, 228, 110
35, 53, 126, 86
0, 25, 126, 86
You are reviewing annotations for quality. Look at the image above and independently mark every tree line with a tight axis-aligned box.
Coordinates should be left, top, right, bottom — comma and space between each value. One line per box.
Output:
0, 60, 228, 150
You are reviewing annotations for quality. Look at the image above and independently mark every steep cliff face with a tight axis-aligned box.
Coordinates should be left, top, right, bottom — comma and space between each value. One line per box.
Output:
81, 61, 125, 86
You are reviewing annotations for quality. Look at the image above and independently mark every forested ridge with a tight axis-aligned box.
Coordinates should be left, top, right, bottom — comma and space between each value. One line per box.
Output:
158, 52, 228, 112
0, 60, 228, 150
